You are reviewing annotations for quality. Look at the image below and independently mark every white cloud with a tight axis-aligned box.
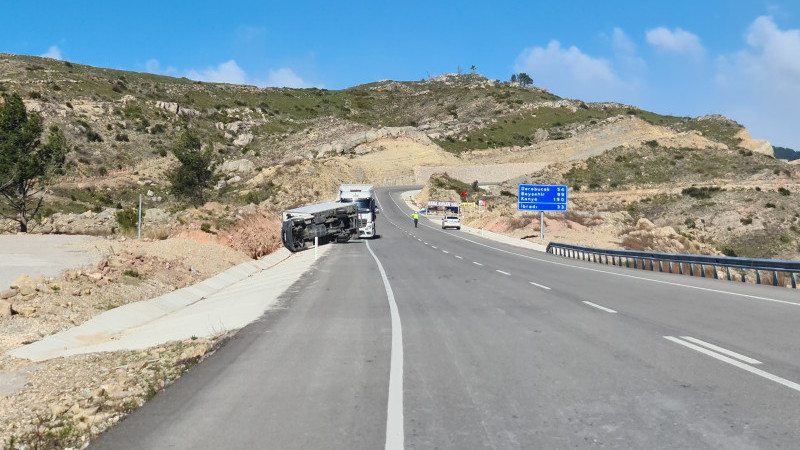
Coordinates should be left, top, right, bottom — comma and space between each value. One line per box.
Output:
145, 59, 160, 73
646, 27, 705, 60
186, 60, 248, 85
612, 27, 636, 56
514, 40, 621, 101
264, 68, 310, 88
40, 46, 62, 60
142, 59, 177, 76
715, 16, 800, 148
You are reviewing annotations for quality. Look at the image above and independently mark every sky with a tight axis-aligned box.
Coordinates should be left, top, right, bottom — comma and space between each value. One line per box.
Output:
2, 1, 800, 149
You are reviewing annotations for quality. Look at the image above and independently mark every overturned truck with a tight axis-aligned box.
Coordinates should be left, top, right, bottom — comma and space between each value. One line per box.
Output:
281, 201, 359, 252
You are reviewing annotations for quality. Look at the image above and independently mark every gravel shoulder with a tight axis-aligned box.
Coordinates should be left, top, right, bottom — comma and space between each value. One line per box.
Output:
0, 234, 261, 447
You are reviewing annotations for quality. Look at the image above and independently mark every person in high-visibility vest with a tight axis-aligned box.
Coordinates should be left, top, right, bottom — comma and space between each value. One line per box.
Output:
411, 212, 419, 228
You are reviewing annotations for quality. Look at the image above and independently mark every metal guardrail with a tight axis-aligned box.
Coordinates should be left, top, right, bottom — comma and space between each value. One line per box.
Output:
546, 242, 799, 289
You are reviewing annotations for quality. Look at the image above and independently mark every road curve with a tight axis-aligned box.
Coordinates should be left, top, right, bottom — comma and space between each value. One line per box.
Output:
91, 186, 800, 449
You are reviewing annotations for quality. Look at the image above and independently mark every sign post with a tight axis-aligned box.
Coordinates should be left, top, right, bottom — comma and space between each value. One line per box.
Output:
517, 184, 568, 240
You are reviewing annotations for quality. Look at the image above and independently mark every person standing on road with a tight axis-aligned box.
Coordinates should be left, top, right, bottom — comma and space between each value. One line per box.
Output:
412, 212, 419, 228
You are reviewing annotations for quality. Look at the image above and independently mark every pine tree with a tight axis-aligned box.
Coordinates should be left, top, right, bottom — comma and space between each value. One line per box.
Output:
0, 93, 67, 232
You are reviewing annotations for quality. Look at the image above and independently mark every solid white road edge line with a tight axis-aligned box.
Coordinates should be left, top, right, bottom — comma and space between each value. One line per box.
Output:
679, 336, 762, 365
664, 336, 800, 393
365, 241, 404, 450
529, 282, 551, 290
582, 301, 617, 313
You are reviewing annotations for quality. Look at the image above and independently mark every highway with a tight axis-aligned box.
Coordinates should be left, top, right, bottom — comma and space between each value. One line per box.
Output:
92, 186, 800, 449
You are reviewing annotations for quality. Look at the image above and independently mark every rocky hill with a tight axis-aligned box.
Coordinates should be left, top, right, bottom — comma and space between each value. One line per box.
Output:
1, 53, 795, 259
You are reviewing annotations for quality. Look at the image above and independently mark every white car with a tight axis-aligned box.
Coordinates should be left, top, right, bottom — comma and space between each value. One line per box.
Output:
441, 215, 461, 230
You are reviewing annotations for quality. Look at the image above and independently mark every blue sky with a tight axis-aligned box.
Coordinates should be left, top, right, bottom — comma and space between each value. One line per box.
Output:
3, 1, 800, 149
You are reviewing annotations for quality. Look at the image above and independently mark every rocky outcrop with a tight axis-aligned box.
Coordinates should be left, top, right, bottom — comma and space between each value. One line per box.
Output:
314, 126, 432, 158
220, 159, 255, 175
155, 101, 199, 118
735, 129, 774, 156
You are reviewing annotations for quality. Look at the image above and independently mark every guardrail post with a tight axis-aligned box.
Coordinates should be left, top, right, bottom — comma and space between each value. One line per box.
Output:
700, 264, 705, 278
633, 258, 637, 269
625, 257, 629, 268
712, 265, 718, 279
726, 266, 731, 281
741, 272, 746, 283
649, 259, 654, 271
756, 270, 761, 285
658, 260, 663, 272
669, 261, 673, 273
689, 264, 694, 276
773, 270, 779, 287
679, 263, 683, 275
792, 273, 797, 289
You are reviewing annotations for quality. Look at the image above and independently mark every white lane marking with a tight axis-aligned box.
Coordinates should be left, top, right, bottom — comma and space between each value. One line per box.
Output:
529, 282, 551, 290
442, 250, 449, 254
665, 336, 800, 394
496, 270, 510, 276
431, 246, 437, 249
582, 301, 617, 313
423, 242, 428, 245
679, 336, 762, 365
455, 256, 463, 259
473, 261, 483, 266
365, 242, 404, 450
385, 190, 799, 308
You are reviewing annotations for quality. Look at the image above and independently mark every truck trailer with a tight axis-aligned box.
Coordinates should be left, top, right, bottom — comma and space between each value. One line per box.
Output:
281, 201, 359, 252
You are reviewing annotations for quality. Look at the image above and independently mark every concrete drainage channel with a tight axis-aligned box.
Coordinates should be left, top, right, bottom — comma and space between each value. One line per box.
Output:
9, 246, 331, 362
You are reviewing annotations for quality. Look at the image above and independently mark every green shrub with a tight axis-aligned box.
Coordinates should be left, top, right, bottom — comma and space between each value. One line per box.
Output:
681, 186, 722, 199
86, 130, 103, 142
200, 222, 212, 233
778, 187, 791, 196
28, 91, 41, 99
123, 269, 140, 278
765, 202, 776, 208
116, 207, 142, 231
115, 133, 129, 142
740, 217, 753, 225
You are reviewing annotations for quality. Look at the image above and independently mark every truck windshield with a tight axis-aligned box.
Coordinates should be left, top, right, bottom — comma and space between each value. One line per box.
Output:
342, 199, 372, 213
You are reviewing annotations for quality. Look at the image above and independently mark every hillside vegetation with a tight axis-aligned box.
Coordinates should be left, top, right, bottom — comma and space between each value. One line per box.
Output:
2, 53, 797, 261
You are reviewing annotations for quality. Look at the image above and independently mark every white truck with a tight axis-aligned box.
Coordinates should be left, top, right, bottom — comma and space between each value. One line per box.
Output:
280, 184, 378, 252
281, 201, 359, 252
338, 184, 378, 239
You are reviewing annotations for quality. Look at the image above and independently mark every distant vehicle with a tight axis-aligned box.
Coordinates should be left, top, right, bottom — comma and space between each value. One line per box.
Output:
442, 215, 461, 230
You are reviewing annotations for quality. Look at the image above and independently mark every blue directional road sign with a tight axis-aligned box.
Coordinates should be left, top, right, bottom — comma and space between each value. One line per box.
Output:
517, 184, 568, 211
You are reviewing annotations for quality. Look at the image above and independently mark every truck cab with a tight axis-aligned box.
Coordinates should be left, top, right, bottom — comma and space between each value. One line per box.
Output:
338, 184, 377, 238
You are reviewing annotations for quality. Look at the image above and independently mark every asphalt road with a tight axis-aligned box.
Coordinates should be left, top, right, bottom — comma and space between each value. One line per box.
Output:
92, 186, 800, 449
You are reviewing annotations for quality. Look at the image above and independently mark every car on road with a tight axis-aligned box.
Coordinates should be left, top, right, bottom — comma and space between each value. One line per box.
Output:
442, 215, 461, 230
